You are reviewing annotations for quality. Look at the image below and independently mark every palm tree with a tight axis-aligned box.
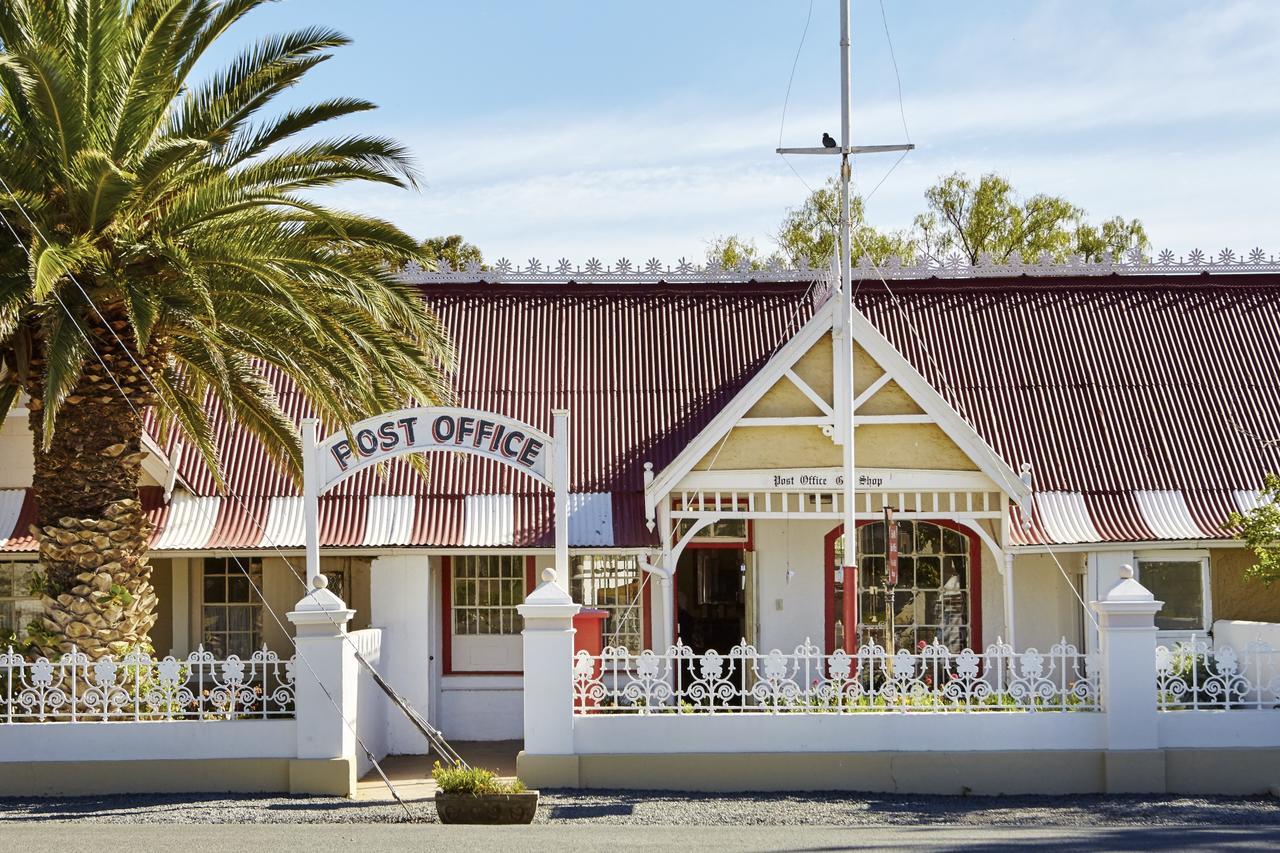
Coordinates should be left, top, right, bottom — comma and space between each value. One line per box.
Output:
0, 1, 451, 660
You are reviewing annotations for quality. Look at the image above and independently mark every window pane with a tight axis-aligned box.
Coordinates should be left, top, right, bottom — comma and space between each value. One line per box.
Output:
227, 575, 251, 603
203, 576, 226, 604
1141, 561, 1205, 631
916, 524, 942, 556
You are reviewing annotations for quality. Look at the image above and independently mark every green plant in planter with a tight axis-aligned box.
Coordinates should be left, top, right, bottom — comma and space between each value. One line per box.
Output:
431, 761, 526, 795
431, 761, 537, 825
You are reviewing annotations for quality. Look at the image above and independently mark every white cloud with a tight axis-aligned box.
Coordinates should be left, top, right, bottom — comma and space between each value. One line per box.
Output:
318, 0, 1280, 262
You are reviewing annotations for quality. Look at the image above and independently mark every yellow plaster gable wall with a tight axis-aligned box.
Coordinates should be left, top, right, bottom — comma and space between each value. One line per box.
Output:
789, 334, 835, 407
694, 333, 979, 472
1, 414, 163, 488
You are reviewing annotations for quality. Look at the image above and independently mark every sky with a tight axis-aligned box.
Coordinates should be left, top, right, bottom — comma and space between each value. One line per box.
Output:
205, 0, 1280, 264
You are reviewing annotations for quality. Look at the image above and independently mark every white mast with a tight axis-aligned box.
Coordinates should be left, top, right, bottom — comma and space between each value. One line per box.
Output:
838, 0, 855, 579
776, 0, 913, 645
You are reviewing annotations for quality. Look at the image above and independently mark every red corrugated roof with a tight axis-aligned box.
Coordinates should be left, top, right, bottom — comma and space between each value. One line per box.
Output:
4, 274, 1274, 551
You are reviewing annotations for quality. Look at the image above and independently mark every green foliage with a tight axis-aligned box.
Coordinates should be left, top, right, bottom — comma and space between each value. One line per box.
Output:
711, 172, 1148, 272
95, 582, 134, 607
23, 568, 49, 597
0, 0, 453, 483
431, 761, 526, 795
420, 235, 484, 271
1229, 473, 1280, 585
914, 172, 1150, 264
704, 235, 779, 270
773, 179, 915, 267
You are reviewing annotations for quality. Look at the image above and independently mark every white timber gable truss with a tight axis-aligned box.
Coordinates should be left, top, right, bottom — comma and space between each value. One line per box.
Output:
641, 296, 1032, 602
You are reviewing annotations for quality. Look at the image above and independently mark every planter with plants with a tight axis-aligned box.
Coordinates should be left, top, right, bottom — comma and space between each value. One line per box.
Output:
431, 761, 538, 825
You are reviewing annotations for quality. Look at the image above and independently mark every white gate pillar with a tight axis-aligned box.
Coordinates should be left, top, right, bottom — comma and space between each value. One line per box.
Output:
516, 568, 582, 787
1092, 564, 1165, 793
287, 578, 357, 796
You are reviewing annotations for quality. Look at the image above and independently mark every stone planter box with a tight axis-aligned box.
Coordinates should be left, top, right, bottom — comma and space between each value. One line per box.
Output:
434, 791, 539, 824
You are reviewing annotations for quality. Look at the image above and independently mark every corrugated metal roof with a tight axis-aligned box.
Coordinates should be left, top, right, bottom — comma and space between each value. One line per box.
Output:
5, 274, 1274, 551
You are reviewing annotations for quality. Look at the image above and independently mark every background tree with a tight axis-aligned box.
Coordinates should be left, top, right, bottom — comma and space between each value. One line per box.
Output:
707, 179, 913, 271
914, 172, 1149, 264
704, 235, 777, 270
0, 0, 451, 660
774, 179, 915, 267
420, 234, 484, 271
709, 172, 1148, 270
1230, 475, 1280, 585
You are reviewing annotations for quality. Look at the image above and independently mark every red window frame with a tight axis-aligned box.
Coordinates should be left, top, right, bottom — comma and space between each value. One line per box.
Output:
823, 519, 983, 654
441, 554, 537, 676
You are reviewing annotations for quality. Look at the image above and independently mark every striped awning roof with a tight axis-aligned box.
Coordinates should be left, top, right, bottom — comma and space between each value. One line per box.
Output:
4, 273, 1275, 552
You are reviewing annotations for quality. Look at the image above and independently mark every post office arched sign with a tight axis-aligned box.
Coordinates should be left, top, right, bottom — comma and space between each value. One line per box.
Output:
316, 407, 554, 491
300, 407, 571, 593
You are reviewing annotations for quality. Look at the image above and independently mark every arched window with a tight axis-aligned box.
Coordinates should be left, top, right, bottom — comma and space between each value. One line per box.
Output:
830, 521, 977, 654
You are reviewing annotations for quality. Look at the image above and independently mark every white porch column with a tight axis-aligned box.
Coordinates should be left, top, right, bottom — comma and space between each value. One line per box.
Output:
1002, 552, 1016, 650
287, 579, 357, 796
1092, 564, 1164, 793
516, 568, 582, 787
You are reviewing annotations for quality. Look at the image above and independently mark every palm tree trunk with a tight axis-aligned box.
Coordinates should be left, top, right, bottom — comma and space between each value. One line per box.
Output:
28, 322, 160, 661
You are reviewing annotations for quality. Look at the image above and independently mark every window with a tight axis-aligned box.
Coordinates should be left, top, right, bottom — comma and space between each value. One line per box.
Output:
0, 560, 42, 642
451, 555, 526, 636
201, 557, 263, 658
1137, 555, 1210, 633
835, 521, 974, 653
571, 554, 646, 653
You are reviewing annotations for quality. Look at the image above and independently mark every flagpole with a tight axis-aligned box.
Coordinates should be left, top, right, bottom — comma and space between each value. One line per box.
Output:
838, 0, 857, 608
774, 0, 913, 653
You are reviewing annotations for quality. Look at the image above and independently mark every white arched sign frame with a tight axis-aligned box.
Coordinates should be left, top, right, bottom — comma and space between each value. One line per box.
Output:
301, 407, 570, 590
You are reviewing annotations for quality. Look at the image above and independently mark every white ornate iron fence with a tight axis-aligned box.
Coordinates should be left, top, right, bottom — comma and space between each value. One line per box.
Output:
1156, 638, 1280, 711
574, 638, 1098, 714
0, 646, 295, 723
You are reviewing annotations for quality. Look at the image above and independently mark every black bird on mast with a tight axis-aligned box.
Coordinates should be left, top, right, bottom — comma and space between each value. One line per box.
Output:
822, 132, 837, 148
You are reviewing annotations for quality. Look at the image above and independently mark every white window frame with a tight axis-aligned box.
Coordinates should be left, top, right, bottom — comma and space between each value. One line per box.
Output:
200, 556, 265, 659
1135, 550, 1212, 639
450, 554, 527, 637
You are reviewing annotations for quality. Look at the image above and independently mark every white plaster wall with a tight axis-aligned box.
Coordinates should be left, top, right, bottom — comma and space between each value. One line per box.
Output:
0, 720, 296, 762
451, 635, 521, 671
1086, 550, 1135, 654
574, 713, 1105, 754
0, 416, 33, 488
439, 675, 523, 741
752, 519, 834, 653
350, 628, 389, 777
978, 548, 1006, 649
369, 554, 432, 755
1011, 553, 1086, 652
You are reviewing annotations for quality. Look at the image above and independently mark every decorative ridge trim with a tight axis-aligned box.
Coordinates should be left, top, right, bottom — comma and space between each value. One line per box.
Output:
399, 248, 1280, 283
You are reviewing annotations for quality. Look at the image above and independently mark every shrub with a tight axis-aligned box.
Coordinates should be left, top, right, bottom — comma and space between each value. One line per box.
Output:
431, 761, 526, 795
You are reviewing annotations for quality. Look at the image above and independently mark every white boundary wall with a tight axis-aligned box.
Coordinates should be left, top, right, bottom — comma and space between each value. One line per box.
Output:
518, 567, 1280, 794
0, 719, 296, 763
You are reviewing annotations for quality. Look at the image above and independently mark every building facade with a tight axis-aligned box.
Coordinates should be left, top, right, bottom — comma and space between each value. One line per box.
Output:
3, 257, 1279, 751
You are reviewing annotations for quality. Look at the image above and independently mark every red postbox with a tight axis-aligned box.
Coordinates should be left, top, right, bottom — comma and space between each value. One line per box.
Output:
572, 608, 609, 709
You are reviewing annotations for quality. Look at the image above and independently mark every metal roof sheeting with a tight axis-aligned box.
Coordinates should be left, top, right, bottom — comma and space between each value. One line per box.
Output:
3, 275, 1273, 551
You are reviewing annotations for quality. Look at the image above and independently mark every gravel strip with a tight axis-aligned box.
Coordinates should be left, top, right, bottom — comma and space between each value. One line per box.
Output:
1, 790, 1278, 826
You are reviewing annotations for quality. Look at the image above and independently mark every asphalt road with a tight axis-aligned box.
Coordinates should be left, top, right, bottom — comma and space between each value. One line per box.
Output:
3, 822, 1279, 851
